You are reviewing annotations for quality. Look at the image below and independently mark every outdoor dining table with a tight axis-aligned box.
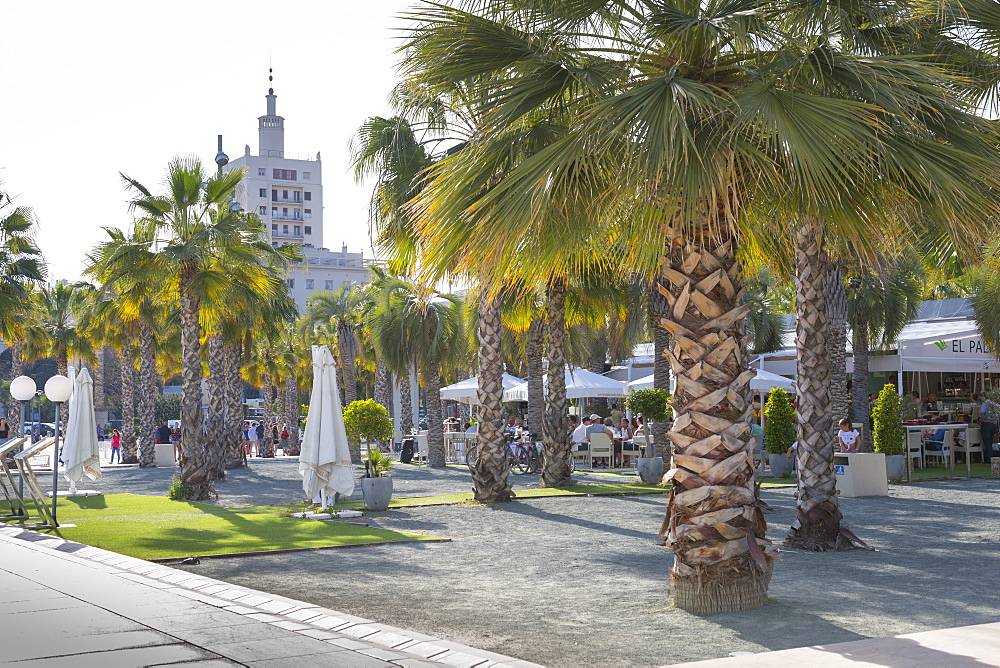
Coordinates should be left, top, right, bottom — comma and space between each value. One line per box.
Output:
443, 431, 476, 462
904, 423, 970, 478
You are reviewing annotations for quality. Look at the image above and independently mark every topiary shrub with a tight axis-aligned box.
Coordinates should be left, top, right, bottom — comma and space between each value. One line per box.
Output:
872, 383, 904, 456
625, 388, 672, 423
763, 388, 796, 454
343, 399, 394, 447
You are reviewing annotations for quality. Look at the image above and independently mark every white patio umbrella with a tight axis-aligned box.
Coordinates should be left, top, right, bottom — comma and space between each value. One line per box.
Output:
504, 367, 626, 401
626, 369, 796, 393
63, 366, 100, 494
299, 345, 355, 509
440, 373, 524, 404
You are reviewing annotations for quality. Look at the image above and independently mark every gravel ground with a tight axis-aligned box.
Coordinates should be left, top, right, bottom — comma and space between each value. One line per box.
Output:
81, 461, 1000, 666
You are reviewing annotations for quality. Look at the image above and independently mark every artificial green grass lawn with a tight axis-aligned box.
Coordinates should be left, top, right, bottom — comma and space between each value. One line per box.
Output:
0, 494, 437, 561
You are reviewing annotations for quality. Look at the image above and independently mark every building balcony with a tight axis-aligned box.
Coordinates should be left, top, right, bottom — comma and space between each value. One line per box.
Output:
271, 230, 304, 239
271, 214, 303, 222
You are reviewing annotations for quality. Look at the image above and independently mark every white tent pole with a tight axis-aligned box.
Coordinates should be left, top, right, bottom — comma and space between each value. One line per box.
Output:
897, 341, 903, 398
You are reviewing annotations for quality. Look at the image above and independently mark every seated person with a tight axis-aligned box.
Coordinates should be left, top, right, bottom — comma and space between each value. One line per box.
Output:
586, 414, 614, 467
570, 415, 590, 452
836, 418, 861, 452
464, 422, 477, 434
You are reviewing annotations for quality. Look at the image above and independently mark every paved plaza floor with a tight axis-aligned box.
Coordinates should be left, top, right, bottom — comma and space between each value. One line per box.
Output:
4, 457, 1000, 666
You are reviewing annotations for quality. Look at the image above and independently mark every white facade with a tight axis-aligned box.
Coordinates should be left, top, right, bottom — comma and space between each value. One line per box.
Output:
222, 81, 372, 310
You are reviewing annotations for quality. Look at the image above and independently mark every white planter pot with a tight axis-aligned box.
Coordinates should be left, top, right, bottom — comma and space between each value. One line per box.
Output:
885, 454, 905, 483
361, 476, 393, 511
637, 457, 664, 485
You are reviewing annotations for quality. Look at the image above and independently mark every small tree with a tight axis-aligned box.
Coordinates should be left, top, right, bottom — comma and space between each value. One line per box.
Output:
872, 384, 904, 456
626, 389, 672, 456
763, 388, 795, 454
344, 399, 392, 478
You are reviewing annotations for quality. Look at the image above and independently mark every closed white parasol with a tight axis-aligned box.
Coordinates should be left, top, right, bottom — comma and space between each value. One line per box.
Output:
63, 367, 100, 494
299, 345, 355, 507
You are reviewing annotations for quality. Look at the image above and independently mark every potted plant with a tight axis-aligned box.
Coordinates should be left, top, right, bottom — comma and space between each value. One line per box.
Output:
344, 399, 395, 511
625, 388, 672, 484
763, 388, 795, 478
872, 383, 906, 482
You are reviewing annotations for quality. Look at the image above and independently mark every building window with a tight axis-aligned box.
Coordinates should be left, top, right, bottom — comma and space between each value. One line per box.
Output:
271, 189, 277, 200
282, 189, 288, 199
259, 206, 266, 215
271, 207, 277, 217
304, 226, 312, 235
282, 207, 288, 216
305, 279, 314, 290
294, 225, 301, 236
259, 188, 266, 198
258, 168, 265, 176
273, 168, 297, 180
271, 224, 277, 231
304, 191, 312, 201
304, 209, 312, 218
325, 280, 334, 290
283, 225, 288, 233
287, 279, 295, 289
303, 171, 311, 179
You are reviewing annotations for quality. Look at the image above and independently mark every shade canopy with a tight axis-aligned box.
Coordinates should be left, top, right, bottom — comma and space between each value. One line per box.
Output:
440, 373, 524, 404
504, 367, 626, 402
626, 369, 795, 393
299, 345, 355, 505
63, 367, 100, 486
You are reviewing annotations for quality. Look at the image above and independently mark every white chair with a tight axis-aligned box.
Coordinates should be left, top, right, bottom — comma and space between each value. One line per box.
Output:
923, 429, 953, 468
588, 432, 613, 469
953, 427, 983, 478
414, 431, 429, 463
906, 430, 924, 470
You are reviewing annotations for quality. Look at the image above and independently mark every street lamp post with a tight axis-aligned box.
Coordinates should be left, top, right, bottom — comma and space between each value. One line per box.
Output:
9, 375, 36, 516
44, 375, 73, 524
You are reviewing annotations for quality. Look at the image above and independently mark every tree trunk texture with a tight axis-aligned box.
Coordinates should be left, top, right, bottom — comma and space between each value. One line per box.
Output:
137, 324, 158, 468
224, 344, 247, 469
338, 322, 358, 407
851, 312, 871, 430
398, 374, 413, 437
785, 221, 845, 551
206, 334, 227, 478
261, 375, 275, 458
284, 373, 301, 456
178, 272, 212, 499
659, 226, 772, 615
526, 318, 545, 438
374, 357, 391, 408
7, 342, 22, 430
119, 349, 138, 464
56, 351, 70, 431
826, 262, 849, 424
472, 291, 514, 503
652, 315, 672, 459
92, 347, 107, 411
541, 277, 572, 488
425, 357, 446, 467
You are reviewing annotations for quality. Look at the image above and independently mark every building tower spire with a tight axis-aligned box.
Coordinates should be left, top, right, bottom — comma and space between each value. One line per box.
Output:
258, 67, 285, 157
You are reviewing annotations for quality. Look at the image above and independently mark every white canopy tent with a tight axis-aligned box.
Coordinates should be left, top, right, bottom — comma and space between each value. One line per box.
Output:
626, 368, 795, 393
504, 367, 626, 402
440, 373, 525, 404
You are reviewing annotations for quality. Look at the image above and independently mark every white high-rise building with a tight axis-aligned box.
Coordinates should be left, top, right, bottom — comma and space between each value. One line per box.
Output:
222, 75, 373, 309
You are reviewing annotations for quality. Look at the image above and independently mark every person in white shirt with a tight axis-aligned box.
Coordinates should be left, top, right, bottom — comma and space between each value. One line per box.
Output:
836, 418, 861, 452
570, 415, 591, 451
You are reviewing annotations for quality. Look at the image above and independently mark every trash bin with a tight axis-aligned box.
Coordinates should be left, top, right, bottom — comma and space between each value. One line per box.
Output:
833, 452, 888, 497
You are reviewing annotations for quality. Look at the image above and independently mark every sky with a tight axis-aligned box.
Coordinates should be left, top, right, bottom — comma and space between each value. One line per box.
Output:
0, 0, 415, 282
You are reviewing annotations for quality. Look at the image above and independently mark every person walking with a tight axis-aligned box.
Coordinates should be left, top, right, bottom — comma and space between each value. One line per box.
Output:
247, 422, 259, 457
980, 395, 999, 463
279, 424, 289, 454
255, 421, 267, 457
109, 429, 122, 464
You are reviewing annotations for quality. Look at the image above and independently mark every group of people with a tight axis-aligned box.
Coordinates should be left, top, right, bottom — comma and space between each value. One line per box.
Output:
242, 421, 291, 458
568, 405, 645, 468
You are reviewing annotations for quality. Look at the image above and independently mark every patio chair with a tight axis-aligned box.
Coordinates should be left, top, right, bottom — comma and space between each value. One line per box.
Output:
906, 430, 924, 470
620, 438, 641, 469
414, 431, 429, 463
588, 432, 614, 469
571, 442, 589, 469
923, 429, 953, 468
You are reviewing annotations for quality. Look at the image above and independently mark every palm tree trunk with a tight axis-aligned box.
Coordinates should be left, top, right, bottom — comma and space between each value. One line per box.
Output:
224, 343, 247, 468
398, 374, 413, 436
261, 375, 275, 457
851, 320, 871, 433
651, 307, 672, 459
284, 373, 300, 456
93, 346, 107, 412
56, 350, 69, 430
119, 348, 138, 465
178, 270, 211, 499
374, 357, 391, 407
785, 221, 845, 551
588, 339, 608, 410
137, 323, 158, 468
526, 318, 545, 437
472, 291, 514, 503
7, 342, 22, 430
661, 226, 771, 615
338, 323, 358, 406
206, 333, 227, 477
542, 277, 572, 488
425, 355, 446, 467
826, 262, 849, 423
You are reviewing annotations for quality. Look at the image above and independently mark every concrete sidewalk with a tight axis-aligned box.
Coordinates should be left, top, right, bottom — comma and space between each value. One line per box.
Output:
0, 524, 538, 667
670, 622, 1000, 667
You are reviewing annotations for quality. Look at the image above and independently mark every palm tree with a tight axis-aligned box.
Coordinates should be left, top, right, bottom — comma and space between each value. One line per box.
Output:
305, 285, 362, 407
120, 157, 291, 499
401, 1, 1000, 612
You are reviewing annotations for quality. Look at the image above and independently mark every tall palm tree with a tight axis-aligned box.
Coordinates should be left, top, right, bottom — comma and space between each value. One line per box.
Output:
401, 1, 1000, 612
121, 157, 291, 499
305, 285, 362, 406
